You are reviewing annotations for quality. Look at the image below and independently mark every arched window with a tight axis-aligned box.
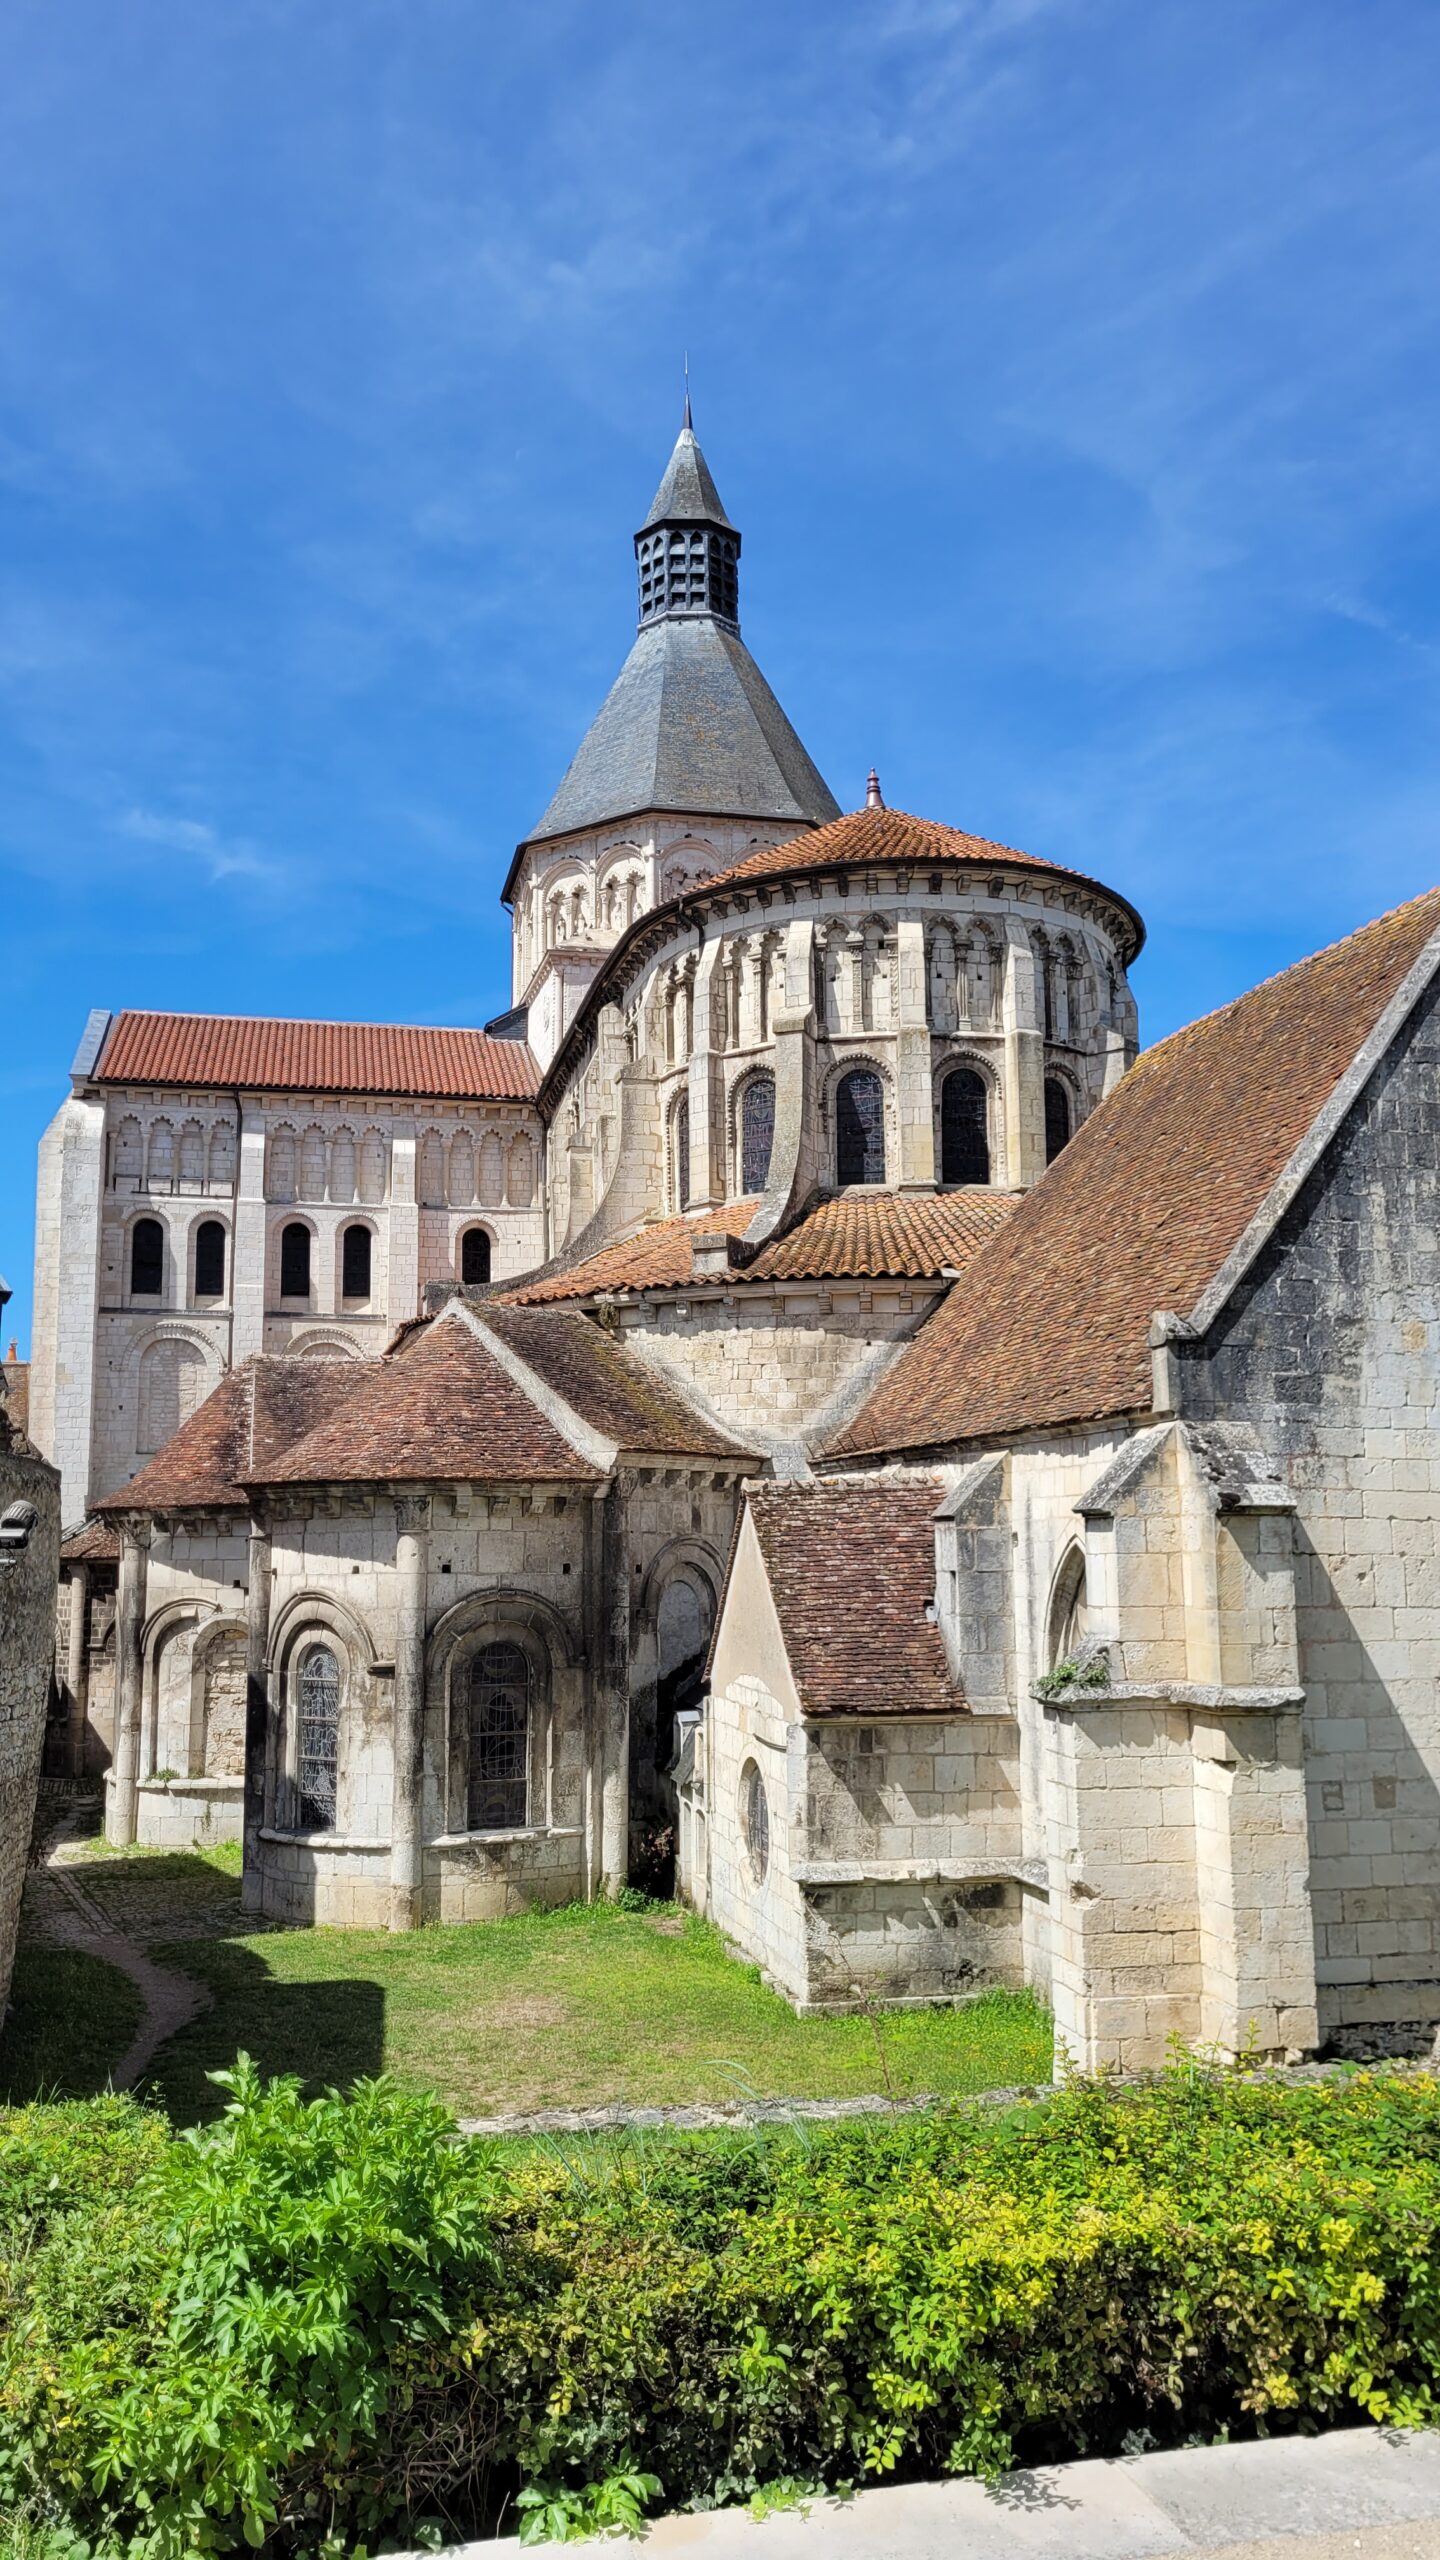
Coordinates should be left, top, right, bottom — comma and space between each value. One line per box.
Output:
340, 1224, 372, 1299
193, 1219, 226, 1299
460, 1227, 491, 1286
296, 1643, 340, 1831
740, 1075, 775, 1194
130, 1217, 164, 1297
137, 1338, 206, 1452
835, 1068, 885, 1185
1044, 1078, 1071, 1165
673, 1096, 691, 1210
940, 1067, 990, 1186
1048, 1548, 1088, 1669
280, 1222, 312, 1298
739, 1758, 770, 1883
468, 1642, 530, 1830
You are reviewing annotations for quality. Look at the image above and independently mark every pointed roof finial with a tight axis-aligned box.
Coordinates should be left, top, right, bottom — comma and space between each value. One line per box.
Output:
866, 768, 884, 809
683, 351, 692, 432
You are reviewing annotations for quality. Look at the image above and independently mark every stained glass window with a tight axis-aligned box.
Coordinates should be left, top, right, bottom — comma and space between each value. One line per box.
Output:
835, 1069, 885, 1185
1044, 1078, 1071, 1165
674, 1097, 691, 1210
940, 1069, 990, 1186
296, 1644, 340, 1832
740, 1076, 775, 1194
468, 1642, 530, 1831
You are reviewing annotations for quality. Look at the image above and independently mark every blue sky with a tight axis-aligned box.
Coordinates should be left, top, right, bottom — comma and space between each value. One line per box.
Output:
5, 0, 1440, 1353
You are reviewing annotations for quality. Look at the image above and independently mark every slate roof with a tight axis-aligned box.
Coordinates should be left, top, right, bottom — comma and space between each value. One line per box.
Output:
93, 1012, 540, 1101
526, 615, 840, 843
640, 422, 735, 531
477, 1306, 753, 1459
711, 803, 1145, 955
744, 1480, 960, 1718
835, 887, 1440, 1459
96, 1360, 365, 1511
505, 1188, 1016, 1303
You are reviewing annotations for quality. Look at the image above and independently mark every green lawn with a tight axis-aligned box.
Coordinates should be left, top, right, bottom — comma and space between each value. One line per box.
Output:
5, 1847, 1053, 2124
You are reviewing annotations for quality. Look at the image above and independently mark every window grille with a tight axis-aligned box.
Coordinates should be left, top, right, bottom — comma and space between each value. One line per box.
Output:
280, 1223, 311, 1297
130, 1218, 164, 1296
341, 1224, 372, 1298
740, 1076, 775, 1194
296, 1644, 340, 1831
835, 1069, 885, 1184
468, 1642, 530, 1830
940, 1068, 990, 1186
194, 1220, 226, 1298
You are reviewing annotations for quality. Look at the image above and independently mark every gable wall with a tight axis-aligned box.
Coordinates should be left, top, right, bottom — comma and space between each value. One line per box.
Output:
1183, 969, 1440, 2047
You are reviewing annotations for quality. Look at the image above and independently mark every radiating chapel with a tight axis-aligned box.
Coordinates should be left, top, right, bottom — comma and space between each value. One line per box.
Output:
30, 410, 1440, 2074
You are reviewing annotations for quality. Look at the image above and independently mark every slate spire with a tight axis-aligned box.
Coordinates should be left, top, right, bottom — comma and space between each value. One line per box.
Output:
636, 400, 740, 629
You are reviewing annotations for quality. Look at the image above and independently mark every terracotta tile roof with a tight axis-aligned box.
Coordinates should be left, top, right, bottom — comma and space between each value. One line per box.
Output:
505, 1188, 1016, 1303
477, 1306, 755, 1460
60, 1518, 120, 1564
710, 804, 1144, 954
836, 887, 1440, 1459
97, 1359, 365, 1511
250, 1319, 602, 1487
744, 1480, 960, 1717
95, 1010, 540, 1101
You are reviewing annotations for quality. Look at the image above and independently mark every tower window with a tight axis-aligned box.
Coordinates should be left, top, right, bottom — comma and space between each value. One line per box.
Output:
461, 1227, 491, 1286
674, 1097, 691, 1210
835, 1069, 885, 1185
740, 1075, 775, 1194
280, 1222, 312, 1298
130, 1217, 164, 1297
940, 1068, 990, 1186
1044, 1078, 1072, 1165
341, 1224, 372, 1299
193, 1219, 226, 1299
468, 1642, 530, 1831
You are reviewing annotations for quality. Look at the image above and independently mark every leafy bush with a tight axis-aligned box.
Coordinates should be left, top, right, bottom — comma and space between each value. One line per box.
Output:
3, 2059, 1440, 2552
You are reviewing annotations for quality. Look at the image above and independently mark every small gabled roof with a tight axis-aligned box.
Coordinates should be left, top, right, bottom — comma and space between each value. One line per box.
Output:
96, 1360, 365, 1512
504, 1187, 1016, 1304
741, 1479, 959, 1718
476, 1305, 754, 1461
249, 1318, 601, 1488
92, 1011, 540, 1101
835, 885, 1440, 1459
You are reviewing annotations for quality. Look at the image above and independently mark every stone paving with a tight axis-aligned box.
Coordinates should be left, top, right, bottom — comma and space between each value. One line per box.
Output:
424, 2427, 1440, 2558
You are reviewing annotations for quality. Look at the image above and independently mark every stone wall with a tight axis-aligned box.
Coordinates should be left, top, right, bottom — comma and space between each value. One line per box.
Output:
0, 1441, 61, 2030
620, 1287, 936, 1457
1180, 969, 1440, 2049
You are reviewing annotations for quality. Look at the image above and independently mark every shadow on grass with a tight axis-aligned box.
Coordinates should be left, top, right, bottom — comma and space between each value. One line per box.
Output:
143, 1941, 386, 2125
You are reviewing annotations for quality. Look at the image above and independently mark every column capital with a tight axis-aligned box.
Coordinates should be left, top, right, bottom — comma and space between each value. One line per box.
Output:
394, 1491, 432, 1536
120, 1512, 153, 1551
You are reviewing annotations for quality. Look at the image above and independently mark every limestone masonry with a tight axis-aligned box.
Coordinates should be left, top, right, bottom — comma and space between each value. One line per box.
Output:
27, 411, 1440, 2071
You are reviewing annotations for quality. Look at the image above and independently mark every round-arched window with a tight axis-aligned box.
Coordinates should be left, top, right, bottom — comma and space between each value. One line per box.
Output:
461, 1226, 491, 1286
835, 1069, 885, 1185
1044, 1077, 1072, 1165
740, 1075, 775, 1195
193, 1218, 226, 1299
468, 1641, 531, 1831
130, 1216, 164, 1297
280, 1221, 312, 1298
739, 1757, 770, 1884
296, 1643, 340, 1832
940, 1067, 990, 1186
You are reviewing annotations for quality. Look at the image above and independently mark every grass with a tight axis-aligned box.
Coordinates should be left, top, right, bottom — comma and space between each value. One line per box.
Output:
5, 1846, 1053, 2126
0, 1946, 143, 2104
145, 1900, 1052, 2122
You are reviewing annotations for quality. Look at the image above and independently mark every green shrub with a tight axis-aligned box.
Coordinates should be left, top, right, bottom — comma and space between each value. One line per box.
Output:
3, 2060, 1440, 2553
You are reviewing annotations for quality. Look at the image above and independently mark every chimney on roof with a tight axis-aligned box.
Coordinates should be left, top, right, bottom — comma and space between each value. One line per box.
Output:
691, 1231, 735, 1279
6, 1343, 15, 1362
866, 769, 884, 809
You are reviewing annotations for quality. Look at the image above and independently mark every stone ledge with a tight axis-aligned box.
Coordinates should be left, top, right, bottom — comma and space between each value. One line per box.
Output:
427, 1826, 584, 1851
138, 1776, 243, 1796
794, 1855, 1046, 1888
258, 1828, 389, 1852
1037, 1680, 1305, 1712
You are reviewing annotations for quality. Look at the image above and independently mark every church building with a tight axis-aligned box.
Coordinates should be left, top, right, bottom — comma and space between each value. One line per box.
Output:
29, 410, 1440, 2075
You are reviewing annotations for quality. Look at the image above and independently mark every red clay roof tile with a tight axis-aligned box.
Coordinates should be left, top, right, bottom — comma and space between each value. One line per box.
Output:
506, 1187, 1015, 1303
835, 888, 1440, 1458
477, 1306, 754, 1460
96, 1011, 540, 1101
249, 1319, 600, 1487
744, 1479, 960, 1717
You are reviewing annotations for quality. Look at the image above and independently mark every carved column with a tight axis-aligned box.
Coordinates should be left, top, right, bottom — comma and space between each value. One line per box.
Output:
108, 1516, 151, 1846
390, 1493, 431, 1931
65, 1562, 91, 1780
240, 1514, 273, 1915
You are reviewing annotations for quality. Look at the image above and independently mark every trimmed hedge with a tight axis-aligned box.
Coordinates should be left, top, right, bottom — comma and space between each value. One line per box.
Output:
2, 2058, 1439, 2553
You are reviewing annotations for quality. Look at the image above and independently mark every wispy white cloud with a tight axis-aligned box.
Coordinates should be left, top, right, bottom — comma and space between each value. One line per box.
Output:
119, 808, 281, 885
